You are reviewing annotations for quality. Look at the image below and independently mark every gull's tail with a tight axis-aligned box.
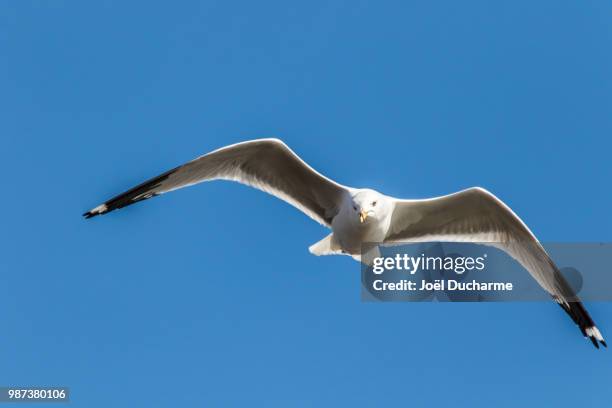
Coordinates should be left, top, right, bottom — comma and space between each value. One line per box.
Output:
309, 234, 342, 256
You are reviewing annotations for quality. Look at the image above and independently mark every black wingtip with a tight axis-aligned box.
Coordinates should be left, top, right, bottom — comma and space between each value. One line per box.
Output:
82, 205, 108, 219
82, 166, 175, 221
584, 333, 606, 350
557, 300, 606, 350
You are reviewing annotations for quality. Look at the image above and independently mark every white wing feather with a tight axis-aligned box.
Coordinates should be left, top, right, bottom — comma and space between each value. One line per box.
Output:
84, 138, 350, 226
385, 187, 605, 347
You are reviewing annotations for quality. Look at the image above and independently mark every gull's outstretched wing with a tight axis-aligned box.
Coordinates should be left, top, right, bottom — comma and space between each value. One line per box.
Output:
83, 139, 350, 227
386, 187, 605, 348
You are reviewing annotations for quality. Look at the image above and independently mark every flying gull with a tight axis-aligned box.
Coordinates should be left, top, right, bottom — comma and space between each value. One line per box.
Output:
84, 138, 605, 348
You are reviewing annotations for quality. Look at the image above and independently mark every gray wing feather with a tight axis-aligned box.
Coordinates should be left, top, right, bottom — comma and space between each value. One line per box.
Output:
84, 138, 349, 226
386, 187, 605, 347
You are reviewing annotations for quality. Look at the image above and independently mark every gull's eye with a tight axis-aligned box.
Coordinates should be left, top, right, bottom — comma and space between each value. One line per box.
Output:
353, 205, 357, 211
372, 201, 377, 207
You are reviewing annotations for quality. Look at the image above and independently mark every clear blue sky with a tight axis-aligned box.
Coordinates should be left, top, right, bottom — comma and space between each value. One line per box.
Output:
1, 1, 611, 406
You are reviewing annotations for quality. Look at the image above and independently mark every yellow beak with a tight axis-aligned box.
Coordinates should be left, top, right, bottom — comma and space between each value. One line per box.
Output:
359, 209, 368, 223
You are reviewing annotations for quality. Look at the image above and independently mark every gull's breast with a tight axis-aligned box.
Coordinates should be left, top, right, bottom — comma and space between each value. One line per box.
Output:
331, 213, 387, 255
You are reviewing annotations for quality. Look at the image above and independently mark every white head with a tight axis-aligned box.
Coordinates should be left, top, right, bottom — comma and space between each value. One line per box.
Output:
348, 189, 391, 225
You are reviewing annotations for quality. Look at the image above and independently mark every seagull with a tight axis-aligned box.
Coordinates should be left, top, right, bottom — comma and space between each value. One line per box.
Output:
84, 138, 605, 348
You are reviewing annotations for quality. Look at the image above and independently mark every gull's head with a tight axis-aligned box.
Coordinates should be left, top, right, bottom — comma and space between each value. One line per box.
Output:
350, 189, 388, 224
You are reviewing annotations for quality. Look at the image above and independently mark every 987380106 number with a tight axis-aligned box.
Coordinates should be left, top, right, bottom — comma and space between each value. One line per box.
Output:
1, 387, 69, 402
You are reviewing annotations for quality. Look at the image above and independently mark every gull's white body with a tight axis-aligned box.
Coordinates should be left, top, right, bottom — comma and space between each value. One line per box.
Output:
84, 138, 606, 348
328, 190, 393, 255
